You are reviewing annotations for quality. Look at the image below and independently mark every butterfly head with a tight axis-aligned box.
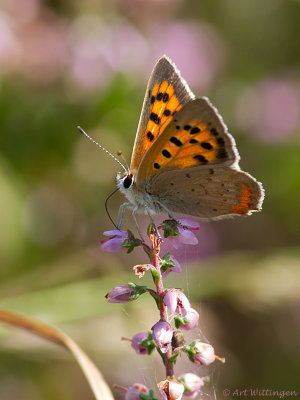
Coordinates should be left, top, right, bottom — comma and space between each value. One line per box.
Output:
117, 172, 135, 193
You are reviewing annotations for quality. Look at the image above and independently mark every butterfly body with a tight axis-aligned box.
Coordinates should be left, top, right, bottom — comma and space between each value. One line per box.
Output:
116, 56, 264, 230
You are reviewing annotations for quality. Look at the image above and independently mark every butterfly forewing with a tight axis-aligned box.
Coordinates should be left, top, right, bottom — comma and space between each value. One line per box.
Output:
130, 56, 195, 174
149, 166, 264, 218
136, 98, 239, 183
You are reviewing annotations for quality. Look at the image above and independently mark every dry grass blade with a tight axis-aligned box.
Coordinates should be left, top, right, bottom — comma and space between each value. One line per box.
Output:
0, 309, 115, 400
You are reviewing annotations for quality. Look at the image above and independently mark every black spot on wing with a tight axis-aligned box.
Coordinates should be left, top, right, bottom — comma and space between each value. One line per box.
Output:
154, 162, 161, 169
216, 148, 228, 159
193, 154, 208, 164
150, 112, 160, 124
170, 136, 183, 147
162, 149, 172, 158
190, 127, 200, 134
163, 109, 171, 116
201, 142, 213, 150
147, 131, 154, 141
163, 93, 169, 102
217, 137, 225, 146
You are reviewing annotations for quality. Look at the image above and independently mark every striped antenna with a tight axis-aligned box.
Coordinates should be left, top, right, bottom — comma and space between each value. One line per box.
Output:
77, 126, 127, 173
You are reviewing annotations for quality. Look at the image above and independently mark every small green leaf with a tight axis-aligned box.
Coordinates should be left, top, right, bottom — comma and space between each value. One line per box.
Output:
183, 344, 197, 363
147, 223, 155, 237
127, 283, 148, 300
161, 219, 179, 238
121, 230, 142, 253
174, 315, 188, 329
143, 246, 152, 261
169, 351, 180, 366
151, 268, 160, 283
156, 346, 167, 364
161, 252, 176, 272
148, 290, 159, 308
139, 332, 156, 355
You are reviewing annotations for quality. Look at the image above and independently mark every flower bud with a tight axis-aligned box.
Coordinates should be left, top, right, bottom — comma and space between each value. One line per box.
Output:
180, 309, 199, 331
179, 373, 205, 398
131, 332, 148, 355
164, 289, 191, 317
100, 230, 128, 252
191, 342, 216, 365
105, 283, 146, 303
152, 320, 173, 353
158, 378, 184, 400
125, 383, 149, 400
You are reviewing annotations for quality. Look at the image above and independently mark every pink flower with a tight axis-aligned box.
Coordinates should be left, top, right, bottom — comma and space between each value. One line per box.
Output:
125, 383, 149, 400
168, 219, 200, 249
105, 284, 136, 303
192, 342, 216, 366
179, 373, 205, 398
131, 332, 148, 355
100, 229, 128, 252
152, 320, 173, 353
158, 378, 185, 400
164, 289, 191, 317
180, 308, 199, 331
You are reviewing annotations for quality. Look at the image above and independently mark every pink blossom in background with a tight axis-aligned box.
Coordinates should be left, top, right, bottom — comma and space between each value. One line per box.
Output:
67, 16, 113, 90
0, 12, 20, 72
147, 21, 226, 90
18, 14, 67, 83
236, 78, 299, 143
0, 0, 39, 24
102, 21, 149, 75
68, 17, 150, 91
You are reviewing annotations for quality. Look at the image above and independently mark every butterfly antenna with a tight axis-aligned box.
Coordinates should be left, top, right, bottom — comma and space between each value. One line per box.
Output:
117, 150, 130, 174
105, 187, 120, 229
77, 126, 127, 173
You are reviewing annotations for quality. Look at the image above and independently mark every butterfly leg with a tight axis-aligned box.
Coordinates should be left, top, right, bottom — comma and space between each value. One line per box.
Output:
132, 205, 145, 241
117, 202, 134, 230
156, 200, 179, 224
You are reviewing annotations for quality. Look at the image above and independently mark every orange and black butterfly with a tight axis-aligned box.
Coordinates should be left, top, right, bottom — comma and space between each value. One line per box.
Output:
115, 55, 264, 229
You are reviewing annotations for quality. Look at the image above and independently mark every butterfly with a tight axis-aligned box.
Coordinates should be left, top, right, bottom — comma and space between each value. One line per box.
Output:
116, 55, 264, 233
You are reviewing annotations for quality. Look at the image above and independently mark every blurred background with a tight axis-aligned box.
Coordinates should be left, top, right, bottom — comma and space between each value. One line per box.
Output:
0, 0, 299, 399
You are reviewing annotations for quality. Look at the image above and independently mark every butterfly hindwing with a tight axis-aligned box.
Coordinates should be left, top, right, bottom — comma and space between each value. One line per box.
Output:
136, 98, 239, 183
149, 166, 264, 218
130, 55, 195, 174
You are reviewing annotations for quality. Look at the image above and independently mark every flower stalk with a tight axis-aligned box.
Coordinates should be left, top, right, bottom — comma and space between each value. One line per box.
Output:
103, 219, 225, 399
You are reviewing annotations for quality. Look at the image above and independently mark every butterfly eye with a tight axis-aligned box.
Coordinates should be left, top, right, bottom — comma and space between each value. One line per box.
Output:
123, 174, 134, 189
